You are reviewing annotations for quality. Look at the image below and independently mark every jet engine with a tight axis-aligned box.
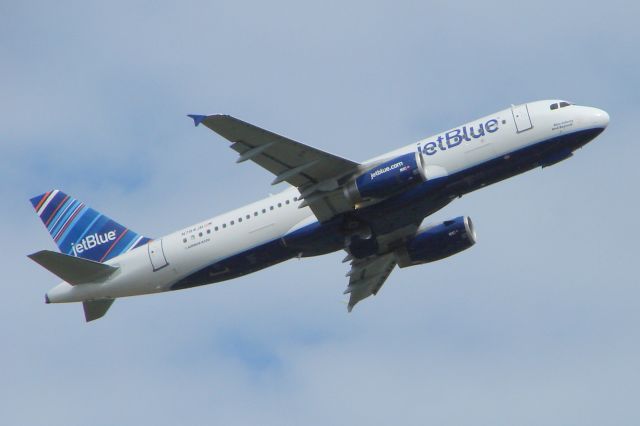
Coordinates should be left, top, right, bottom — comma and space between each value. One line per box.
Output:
395, 216, 476, 267
343, 152, 427, 204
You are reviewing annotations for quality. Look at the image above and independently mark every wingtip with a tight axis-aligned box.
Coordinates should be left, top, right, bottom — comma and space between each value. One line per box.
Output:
187, 114, 207, 127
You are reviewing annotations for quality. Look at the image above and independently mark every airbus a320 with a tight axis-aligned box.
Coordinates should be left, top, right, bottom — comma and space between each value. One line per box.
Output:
28, 100, 609, 321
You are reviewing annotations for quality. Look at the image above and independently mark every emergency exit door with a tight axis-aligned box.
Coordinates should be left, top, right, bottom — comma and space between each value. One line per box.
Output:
148, 239, 169, 271
511, 104, 533, 133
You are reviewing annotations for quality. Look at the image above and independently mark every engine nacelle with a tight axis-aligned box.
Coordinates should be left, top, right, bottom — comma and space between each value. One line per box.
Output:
395, 216, 476, 267
344, 152, 426, 204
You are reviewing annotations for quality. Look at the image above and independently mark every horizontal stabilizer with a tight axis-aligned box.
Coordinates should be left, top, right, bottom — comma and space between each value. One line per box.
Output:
83, 299, 114, 322
28, 250, 118, 285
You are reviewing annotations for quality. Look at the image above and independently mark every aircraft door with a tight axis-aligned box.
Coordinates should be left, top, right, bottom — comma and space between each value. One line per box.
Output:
511, 104, 533, 133
148, 239, 169, 271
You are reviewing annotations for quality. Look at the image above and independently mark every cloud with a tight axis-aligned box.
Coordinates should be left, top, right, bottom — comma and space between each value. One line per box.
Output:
2, 0, 640, 424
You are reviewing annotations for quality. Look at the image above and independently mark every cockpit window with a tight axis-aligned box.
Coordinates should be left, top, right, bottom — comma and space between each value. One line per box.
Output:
550, 101, 572, 110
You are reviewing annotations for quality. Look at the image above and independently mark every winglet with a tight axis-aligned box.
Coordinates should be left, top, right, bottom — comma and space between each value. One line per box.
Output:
187, 114, 208, 127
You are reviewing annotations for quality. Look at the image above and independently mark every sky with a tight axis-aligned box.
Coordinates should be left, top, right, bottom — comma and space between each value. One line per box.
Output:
2, 0, 640, 424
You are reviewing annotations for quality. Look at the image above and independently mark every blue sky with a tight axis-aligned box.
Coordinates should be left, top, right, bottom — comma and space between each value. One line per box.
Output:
2, 1, 640, 424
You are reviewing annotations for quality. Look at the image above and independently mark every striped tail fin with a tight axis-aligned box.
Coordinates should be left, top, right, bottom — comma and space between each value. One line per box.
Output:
30, 189, 151, 263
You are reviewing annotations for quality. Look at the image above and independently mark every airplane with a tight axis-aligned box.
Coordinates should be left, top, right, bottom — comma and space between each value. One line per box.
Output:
28, 100, 609, 322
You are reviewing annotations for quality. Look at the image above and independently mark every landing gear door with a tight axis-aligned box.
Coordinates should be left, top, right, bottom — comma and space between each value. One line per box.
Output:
148, 239, 169, 271
511, 104, 533, 133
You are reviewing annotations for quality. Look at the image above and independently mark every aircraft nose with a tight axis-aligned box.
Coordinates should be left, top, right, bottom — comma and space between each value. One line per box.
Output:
591, 108, 610, 129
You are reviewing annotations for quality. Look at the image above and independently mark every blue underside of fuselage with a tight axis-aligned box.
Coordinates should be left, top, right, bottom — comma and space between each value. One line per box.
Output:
170, 127, 604, 291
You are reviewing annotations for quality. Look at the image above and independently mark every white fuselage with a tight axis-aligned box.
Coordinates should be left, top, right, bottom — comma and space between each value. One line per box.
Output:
46, 100, 609, 304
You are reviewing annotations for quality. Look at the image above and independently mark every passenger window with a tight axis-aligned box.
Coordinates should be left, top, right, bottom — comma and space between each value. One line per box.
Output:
246, 214, 250, 219
183, 238, 187, 243
223, 224, 227, 228
254, 212, 258, 216
262, 209, 266, 213
199, 232, 203, 237
278, 203, 282, 208
238, 218, 242, 223
550, 103, 559, 110
215, 226, 219, 231
285, 200, 290, 205
230, 220, 234, 225
270, 206, 274, 210
207, 229, 211, 234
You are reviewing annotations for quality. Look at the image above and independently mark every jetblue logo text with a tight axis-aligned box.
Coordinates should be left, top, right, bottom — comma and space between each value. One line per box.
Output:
422, 118, 500, 156
370, 161, 408, 179
71, 231, 117, 257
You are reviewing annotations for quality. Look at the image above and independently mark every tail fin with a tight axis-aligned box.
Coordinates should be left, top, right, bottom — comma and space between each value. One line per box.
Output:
30, 189, 150, 262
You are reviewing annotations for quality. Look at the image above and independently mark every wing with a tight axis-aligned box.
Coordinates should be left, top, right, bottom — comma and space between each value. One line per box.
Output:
343, 252, 397, 312
189, 114, 360, 220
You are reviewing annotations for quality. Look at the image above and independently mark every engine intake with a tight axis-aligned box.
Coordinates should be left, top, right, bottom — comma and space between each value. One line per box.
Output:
396, 216, 476, 267
344, 152, 426, 204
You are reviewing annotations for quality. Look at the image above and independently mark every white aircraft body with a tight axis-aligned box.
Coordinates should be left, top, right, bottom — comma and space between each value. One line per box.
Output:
28, 100, 609, 321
